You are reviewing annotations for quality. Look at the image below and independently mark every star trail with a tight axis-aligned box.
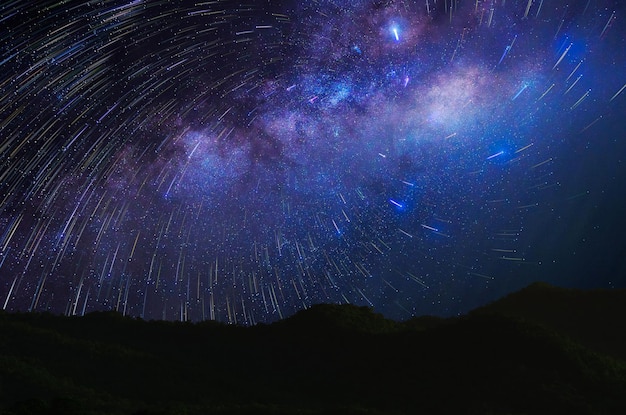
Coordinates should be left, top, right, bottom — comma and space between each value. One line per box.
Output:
1, 0, 624, 323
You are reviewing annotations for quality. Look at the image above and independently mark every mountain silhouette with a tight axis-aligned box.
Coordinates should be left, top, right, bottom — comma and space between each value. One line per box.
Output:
1, 283, 625, 415
470, 282, 626, 360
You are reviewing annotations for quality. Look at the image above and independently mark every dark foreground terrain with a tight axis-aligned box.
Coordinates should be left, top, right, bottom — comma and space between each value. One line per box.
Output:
1, 282, 626, 415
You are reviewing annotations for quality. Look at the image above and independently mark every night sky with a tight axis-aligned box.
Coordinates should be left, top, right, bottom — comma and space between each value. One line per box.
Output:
1, 0, 625, 324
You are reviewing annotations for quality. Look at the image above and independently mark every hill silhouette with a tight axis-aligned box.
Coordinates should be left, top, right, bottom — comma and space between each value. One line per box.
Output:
0, 283, 625, 415
471, 282, 626, 361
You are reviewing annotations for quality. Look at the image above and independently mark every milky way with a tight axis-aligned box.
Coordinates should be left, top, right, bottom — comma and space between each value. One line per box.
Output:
1, 0, 625, 323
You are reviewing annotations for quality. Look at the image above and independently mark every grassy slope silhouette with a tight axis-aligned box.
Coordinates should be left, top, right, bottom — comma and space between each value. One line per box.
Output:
1, 282, 625, 415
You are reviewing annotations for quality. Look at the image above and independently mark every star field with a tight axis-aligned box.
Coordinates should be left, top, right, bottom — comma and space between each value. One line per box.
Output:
1, 0, 625, 323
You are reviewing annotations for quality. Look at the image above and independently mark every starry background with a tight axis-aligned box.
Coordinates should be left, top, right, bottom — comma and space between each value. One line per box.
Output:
0, 0, 624, 324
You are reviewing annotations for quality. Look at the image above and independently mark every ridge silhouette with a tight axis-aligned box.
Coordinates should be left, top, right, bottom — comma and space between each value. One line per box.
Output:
1, 282, 625, 415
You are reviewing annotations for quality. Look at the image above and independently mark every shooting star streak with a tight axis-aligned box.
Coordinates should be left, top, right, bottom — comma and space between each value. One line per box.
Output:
553, 43, 572, 70
610, 83, 626, 102
398, 228, 414, 238
487, 151, 504, 160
